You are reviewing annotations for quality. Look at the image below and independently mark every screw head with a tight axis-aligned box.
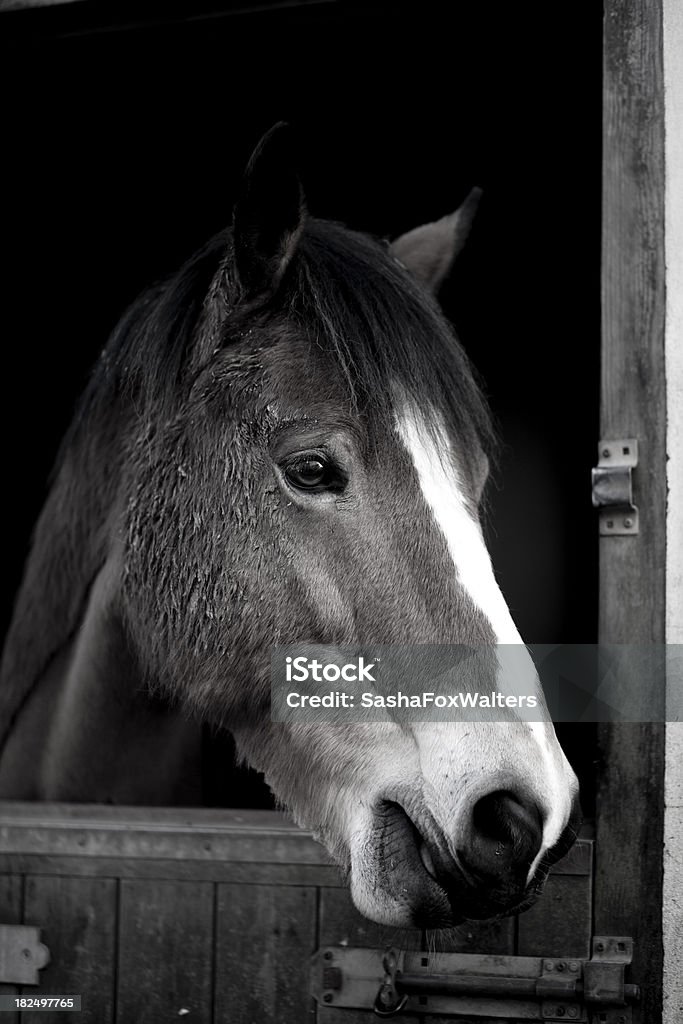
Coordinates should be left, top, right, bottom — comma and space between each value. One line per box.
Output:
545, 961, 554, 971
323, 992, 333, 1003
602, 448, 611, 457
568, 961, 579, 972
556, 1008, 566, 1017
624, 517, 633, 528
568, 1008, 578, 1019
596, 942, 605, 952
556, 962, 565, 972
323, 951, 333, 961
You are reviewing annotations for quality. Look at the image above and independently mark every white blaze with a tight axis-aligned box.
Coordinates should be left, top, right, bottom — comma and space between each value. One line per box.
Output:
396, 405, 574, 869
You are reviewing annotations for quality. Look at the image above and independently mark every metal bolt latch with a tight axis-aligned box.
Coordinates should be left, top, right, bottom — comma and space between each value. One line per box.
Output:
591, 439, 639, 535
311, 939, 638, 1019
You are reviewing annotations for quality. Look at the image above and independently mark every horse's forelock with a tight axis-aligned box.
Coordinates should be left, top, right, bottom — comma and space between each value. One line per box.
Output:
290, 220, 497, 476
65, 216, 495, 495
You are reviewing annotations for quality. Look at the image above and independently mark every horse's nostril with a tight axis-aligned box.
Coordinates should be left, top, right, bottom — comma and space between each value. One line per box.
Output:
469, 789, 543, 874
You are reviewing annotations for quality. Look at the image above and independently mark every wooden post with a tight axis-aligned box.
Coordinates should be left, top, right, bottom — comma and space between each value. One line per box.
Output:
599, 2, 666, 1022
662, 2, 683, 1022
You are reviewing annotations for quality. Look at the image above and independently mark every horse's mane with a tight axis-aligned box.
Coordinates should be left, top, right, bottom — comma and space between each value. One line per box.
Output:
65, 230, 229, 448
68, 218, 495, 463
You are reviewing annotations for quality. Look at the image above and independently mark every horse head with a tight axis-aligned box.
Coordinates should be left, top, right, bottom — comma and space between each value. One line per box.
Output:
13, 124, 578, 929
118, 124, 580, 926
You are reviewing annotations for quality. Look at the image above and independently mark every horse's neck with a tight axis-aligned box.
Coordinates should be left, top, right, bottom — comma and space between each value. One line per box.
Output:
0, 434, 113, 752
0, 421, 203, 803
0, 556, 203, 803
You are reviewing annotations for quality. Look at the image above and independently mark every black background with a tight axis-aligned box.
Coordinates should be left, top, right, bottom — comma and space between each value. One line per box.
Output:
0, 1, 601, 809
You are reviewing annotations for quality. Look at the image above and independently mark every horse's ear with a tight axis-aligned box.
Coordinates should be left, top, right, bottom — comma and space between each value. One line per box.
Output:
390, 187, 482, 293
233, 122, 306, 298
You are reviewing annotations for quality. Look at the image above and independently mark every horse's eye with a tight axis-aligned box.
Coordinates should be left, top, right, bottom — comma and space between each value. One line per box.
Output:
286, 458, 327, 489
283, 455, 345, 493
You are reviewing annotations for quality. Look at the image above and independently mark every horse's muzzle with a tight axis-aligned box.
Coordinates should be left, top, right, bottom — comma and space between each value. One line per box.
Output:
378, 789, 581, 928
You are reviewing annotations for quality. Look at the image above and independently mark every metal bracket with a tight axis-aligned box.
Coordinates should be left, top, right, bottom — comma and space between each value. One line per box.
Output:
591, 439, 639, 535
0, 924, 50, 985
311, 938, 638, 1021
583, 936, 635, 1023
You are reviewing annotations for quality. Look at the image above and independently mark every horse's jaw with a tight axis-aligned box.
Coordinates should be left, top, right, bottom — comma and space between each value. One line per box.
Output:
233, 714, 579, 931
342, 791, 577, 929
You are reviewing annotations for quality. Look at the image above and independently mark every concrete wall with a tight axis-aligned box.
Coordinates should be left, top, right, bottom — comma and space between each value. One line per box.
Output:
663, 1, 683, 1019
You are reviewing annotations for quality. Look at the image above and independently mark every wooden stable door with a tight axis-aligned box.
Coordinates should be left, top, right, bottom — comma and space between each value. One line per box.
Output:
0, 805, 594, 1024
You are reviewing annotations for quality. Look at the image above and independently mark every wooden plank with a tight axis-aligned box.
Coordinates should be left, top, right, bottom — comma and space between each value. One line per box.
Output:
600, 2, 666, 1021
215, 882, 316, 1024
0, 854, 342, 887
0, 804, 335, 864
517, 874, 592, 959
0, 875, 22, 1024
0, 846, 590, 882
601, 6, 667, 642
22, 875, 116, 1024
0, 804, 302, 830
117, 879, 213, 1024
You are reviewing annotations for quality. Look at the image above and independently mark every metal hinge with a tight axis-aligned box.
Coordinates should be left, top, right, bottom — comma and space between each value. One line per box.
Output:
0, 924, 50, 985
591, 438, 639, 535
311, 936, 638, 1022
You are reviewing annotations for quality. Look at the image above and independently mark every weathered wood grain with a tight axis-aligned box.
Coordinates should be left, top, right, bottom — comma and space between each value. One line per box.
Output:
22, 875, 116, 1024
0, 854, 342, 887
117, 879, 213, 1024
215, 882, 316, 1024
517, 874, 592, 959
0, 804, 334, 865
600, 2, 667, 1021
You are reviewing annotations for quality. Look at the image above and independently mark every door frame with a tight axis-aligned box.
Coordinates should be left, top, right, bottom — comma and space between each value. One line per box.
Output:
598, 3, 682, 1023
662, 1, 683, 1022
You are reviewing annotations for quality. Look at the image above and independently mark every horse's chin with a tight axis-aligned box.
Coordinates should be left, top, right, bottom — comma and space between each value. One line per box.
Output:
348, 801, 457, 928
346, 801, 548, 929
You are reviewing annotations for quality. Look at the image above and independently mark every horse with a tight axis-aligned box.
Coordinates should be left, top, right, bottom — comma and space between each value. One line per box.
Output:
0, 124, 580, 928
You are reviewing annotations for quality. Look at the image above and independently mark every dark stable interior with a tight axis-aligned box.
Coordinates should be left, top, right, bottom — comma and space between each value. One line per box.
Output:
0, 2, 601, 817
